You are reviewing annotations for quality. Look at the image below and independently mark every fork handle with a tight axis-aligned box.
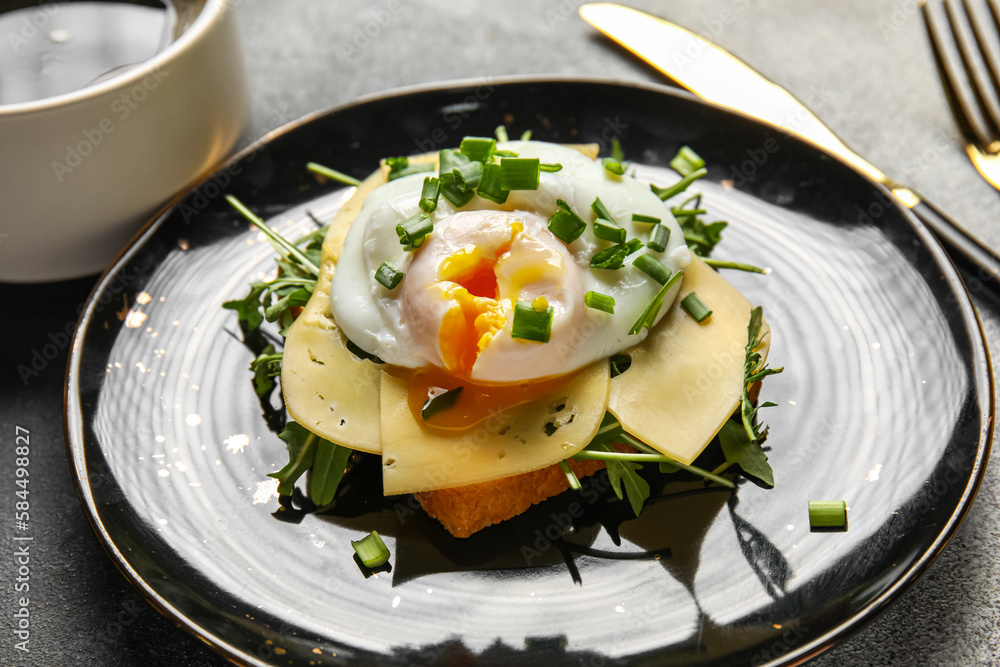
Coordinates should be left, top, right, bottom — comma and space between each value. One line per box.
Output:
911, 199, 1000, 305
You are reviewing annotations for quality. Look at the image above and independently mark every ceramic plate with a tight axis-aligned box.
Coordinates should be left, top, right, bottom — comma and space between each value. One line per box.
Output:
65, 79, 993, 666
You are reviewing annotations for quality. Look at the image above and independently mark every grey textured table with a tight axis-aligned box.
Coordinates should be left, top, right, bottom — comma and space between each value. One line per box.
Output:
2, 0, 999, 665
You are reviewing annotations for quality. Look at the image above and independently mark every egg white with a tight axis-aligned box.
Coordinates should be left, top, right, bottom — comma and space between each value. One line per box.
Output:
329, 141, 691, 382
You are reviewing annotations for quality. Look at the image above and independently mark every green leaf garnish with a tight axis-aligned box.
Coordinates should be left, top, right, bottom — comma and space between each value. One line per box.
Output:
647, 223, 671, 253
306, 162, 362, 186
395, 212, 433, 250
459, 137, 496, 163
593, 218, 626, 243
500, 157, 540, 190
249, 345, 282, 397
629, 270, 683, 335
717, 419, 774, 488
548, 200, 586, 244
808, 501, 847, 529
226, 195, 320, 277
477, 163, 509, 204
703, 258, 765, 273
512, 299, 553, 343
419, 177, 441, 213
374, 261, 404, 290
741, 306, 784, 443
584, 290, 615, 313
631, 213, 660, 225
632, 253, 672, 285
352, 530, 390, 567
681, 292, 712, 322
602, 157, 625, 175
670, 146, 706, 176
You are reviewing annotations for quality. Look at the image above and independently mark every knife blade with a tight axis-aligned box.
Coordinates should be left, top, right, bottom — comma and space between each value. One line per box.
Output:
580, 2, 1000, 302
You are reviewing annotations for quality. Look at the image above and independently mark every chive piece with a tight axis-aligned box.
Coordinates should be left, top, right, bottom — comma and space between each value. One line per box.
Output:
512, 300, 553, 343
629, 270, 683, 335
385, 156, 435, 181
602, 157, 625, 175
225, 195, 320, 277
439, 149, 469, 174
459, 137, 496, 163
671, 207, 708, 217
494, 149, 519, 157
632, 253, 672, 285
419, 177, 441, 213
648, 224, 671, 252
584, 291, 615, 313
559, 459, 582, 490
590, 244, 628, 270
593, 219, 626, 243
611, 139, 625, 162
808, 500, 847, 529
374, 261, 404, 290
439, 172, 476, 207
681, 292, 712, 322
624, 238, 644, 255
395, 212, 433, 251
651, 167, 708, 201
609, 353, 632, 377
477, 163, 509, 204
631, 213, 661, 225
501, 157, 540, 190
351, 530, 390, 568
703, 258, 765, 273
306, 162, 362, 186
670, 146, 706, 176
520, 129, 533, 141
495, 125, 509, 142
385, 155, 408, 173
421, 386, 463, 421
548, 209, 586, 244
591, 196, 616, 223
453, 160, 483, 191
539, 163, 563, 172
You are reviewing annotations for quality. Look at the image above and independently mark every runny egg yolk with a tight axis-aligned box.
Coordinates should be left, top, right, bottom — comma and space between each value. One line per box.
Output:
398, 209, 584, 431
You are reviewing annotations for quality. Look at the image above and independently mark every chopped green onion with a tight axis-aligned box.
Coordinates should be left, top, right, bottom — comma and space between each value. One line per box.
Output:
559, 459, 582, 490
439, 172, 476, 207
395, 212, 433, 251
419, 177, 441, 213
593, 219, 626, 243
808, 500, 847, 529
572, 447, 734, 488
624, 238, 644, 255
590, 244, 628, 270
495, 125, 509, 142
374, 261, 404, 290
631, 213, 661, 225
681, 292, 712, 322
225, 195, 320, 277
477, 163, 509, 204
629, 270, 683, 334
459, 137, 496, 163
671, 207, 707, 217
501, 157, 540, 190
591, 196, 616, 223
584, 291, 615, 313
351, 530, 390, 568
602, 157, 625, 175
651, 167, 707, 201
385, 156, 435, 181
549, 209, 586, 244
611, 139, 625, 163
703, 258, 765, 273
439, 149, 469, 174
648, 224, 671, 253
306, 162, 361, 186
539, 163, 563, 172
632, 253, 672, 285
422, 386, 463, 421
512, 299, 553, 343
494, 149, 519, 157
453, 160, 483, 191
670, 146, 706, 176
520, 129, 533, 141
385, 155, 408, 173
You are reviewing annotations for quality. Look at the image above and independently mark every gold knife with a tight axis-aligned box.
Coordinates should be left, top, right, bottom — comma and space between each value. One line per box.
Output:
580, 3, 1000, 298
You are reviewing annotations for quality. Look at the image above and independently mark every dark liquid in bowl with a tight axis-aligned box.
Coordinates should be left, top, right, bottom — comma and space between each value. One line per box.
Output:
0, 0, 203, 106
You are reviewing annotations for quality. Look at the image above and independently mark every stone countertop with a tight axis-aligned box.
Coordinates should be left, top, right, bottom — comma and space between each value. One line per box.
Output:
2, 1, 998, 665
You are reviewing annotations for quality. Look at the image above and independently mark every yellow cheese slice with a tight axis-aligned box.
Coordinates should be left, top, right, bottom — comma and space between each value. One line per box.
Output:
608, 256, 770, 465
281, 168, 389, 454
381, 361, 610, 494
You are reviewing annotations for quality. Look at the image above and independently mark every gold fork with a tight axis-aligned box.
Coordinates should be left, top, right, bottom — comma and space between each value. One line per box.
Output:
923, 0, 1000, 188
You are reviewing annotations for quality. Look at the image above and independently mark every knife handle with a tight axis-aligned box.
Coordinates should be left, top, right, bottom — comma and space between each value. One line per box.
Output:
910, 199, 1000, 305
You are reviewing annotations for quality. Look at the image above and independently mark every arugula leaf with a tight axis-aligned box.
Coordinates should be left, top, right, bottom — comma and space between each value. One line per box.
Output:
741, 306, 784, 443
680, 217, 728, 257
595, 441, 650, 517
249, 344, 282, 397
269, 422, 350, 506
223, 282, 269, 331
718, 419, 774, 488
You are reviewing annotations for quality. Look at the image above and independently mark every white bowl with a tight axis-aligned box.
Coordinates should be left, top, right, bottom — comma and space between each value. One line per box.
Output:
0, 0, 248, 283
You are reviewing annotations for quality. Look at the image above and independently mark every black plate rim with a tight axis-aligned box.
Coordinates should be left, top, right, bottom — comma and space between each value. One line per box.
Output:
64, 75, 995, 667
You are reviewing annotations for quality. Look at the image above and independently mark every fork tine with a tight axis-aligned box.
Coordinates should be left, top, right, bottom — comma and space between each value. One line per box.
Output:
961, 0, 1000, 140
923, 0, 997, 150
946, 0, 1000, 142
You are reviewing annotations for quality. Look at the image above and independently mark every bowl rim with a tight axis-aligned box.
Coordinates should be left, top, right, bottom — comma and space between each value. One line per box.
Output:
0, 0, 229, 116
